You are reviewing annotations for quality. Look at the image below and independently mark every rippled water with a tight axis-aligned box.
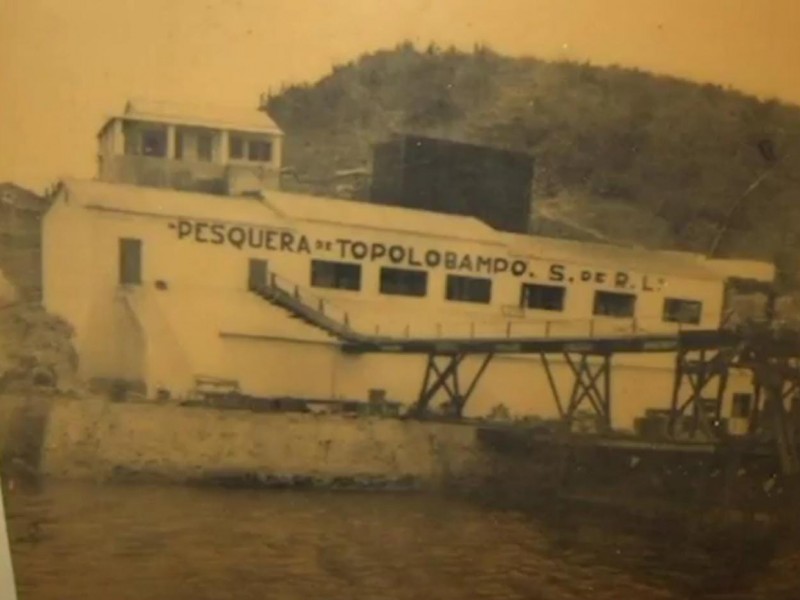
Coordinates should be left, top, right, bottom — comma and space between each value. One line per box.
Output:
4, 481, 800, 600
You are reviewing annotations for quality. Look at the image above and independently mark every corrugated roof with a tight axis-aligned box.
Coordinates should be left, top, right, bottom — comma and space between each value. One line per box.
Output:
706, 259, 776, 283
100, 99, 284, 136
502, 231, 727, 281
56, 179, 499, 242
59, 179, 290, 227
262, 189, 502, 243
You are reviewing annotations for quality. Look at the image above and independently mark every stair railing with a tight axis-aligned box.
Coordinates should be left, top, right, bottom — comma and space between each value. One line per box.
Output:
257, 272, 684, 343
263, 271, 356, 334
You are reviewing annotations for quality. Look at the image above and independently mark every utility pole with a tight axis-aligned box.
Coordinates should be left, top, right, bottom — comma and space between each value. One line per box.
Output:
707, 132, 789, 258
707, 168, 773, 257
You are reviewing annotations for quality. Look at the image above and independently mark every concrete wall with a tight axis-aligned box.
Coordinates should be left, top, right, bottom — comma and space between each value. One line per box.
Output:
0, 384, 763, 492
39, 399, 487, 488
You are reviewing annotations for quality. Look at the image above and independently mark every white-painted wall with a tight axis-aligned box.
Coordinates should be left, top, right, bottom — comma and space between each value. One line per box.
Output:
42, 181, 765, 429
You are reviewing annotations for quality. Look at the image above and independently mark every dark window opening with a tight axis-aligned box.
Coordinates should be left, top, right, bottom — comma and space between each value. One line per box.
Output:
732, 393, 753, 419
663, 298, 702, 325
141, 128, 167, 157
119, 238, 142, 285
197, 133, 213, 162
248, 258, 268, 291
310, 260, 361, 291
248, 140, 272, 162
174, 130, 184, 159
380, 267, 427, 297
446, 275, 491, 304
594, 291, 636, 318
521, 283, 565, 311
229, 136, 244, 160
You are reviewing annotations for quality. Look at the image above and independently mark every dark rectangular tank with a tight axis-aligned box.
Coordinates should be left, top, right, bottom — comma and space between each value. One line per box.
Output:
369, 135, 534, 233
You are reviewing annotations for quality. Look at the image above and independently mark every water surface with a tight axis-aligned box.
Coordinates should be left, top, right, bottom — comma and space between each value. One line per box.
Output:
5, 481, 799, 599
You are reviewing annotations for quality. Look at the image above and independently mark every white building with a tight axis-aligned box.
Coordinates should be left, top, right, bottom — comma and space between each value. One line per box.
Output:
43, 188, 775, 429
42, 101, 777, 431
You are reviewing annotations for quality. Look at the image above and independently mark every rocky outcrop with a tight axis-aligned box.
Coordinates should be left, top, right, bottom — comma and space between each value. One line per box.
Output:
0, 302, 79, 394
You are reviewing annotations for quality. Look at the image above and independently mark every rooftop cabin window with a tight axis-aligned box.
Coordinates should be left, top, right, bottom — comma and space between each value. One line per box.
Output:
248, 140, 272, 162
174, 130, 184, 160
311, 260, 361, 291
124, 124, 167, 158
174, 127, 215, 162
230, 137, 244, 160
142, 129, 167, 157
380, 267, 427, 297
521, 283, 565, 311
594, 291, 636, 318
229, 133, 272, 163
446, 275, 491, 304
197, 133, 213, 162
663, 298, 702, 325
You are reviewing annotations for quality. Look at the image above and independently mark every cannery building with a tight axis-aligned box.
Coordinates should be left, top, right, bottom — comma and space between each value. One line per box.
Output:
42, 101, 776, 430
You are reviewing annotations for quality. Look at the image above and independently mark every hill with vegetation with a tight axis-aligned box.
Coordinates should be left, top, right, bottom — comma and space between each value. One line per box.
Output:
264, 43, 800, 291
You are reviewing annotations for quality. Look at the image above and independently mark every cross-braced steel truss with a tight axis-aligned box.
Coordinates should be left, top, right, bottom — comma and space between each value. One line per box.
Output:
667, 348, 735, 439
542, 353, 612, 430
411, 352, 494, 417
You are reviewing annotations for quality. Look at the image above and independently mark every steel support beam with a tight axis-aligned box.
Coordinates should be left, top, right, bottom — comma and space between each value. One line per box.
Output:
749, 357, 800, 474
411, 352, 494, 417
542, 353, 613, 431
668, 348, 734, 440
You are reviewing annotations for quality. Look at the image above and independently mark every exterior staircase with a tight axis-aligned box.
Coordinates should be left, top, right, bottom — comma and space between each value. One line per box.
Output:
251, 272, 368, 343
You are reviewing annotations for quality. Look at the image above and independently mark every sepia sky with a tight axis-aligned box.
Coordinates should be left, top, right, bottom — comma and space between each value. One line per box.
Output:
1, 0, 799, 190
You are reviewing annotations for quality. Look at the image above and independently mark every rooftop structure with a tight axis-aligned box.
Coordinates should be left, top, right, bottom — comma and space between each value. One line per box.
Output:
370, 135, 535, 234
96, 99, 284, 197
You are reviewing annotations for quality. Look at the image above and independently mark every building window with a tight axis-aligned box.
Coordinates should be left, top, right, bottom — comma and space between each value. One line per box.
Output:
732, 393, 753, 419
174, 130, 184, 159
593, 291, 636, 318
119, 238, 142, 285
379, 267, 427, 297
248, 258, 268, 291
521, 283, 565, 311
140, 128, 167, 157
229, 136, 244, 160
446, 275, 491, 304
663, 298, 702, 325
229, 134, 273, 163
197, 133, 213, 162
248, 140, 272, 162
310, 260, 361, 291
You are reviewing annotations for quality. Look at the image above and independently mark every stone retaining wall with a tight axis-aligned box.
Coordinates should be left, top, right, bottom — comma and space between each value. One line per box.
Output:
37, 398, 489, 489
